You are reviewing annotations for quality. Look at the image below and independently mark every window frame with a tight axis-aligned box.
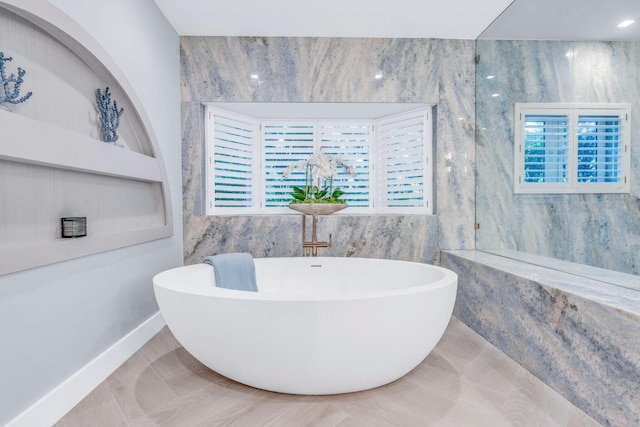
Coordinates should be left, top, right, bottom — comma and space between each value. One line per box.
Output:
205, 105, 433, 215
514, 103, 631, 194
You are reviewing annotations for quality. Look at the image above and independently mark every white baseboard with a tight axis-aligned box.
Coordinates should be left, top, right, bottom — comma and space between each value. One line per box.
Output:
6, 312, 166, 427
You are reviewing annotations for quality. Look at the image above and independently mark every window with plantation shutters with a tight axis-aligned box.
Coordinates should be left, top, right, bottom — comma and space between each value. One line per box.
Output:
205, 109, 258, 213
205, 105, 432, 214
261, 121, 372, 211
377, 111, 431, 211
514, 104, 630, 194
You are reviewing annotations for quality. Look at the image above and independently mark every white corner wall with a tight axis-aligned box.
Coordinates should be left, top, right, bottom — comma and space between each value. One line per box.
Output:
0, 0, 182, 425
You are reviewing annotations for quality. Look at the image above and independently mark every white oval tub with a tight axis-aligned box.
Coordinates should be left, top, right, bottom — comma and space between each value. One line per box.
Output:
153, 257, 458, 395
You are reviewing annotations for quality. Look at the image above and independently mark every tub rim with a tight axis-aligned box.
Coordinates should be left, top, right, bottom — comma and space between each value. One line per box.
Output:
153, 256, 458, 302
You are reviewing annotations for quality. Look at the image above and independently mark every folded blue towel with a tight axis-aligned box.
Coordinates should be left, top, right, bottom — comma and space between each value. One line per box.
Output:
203, 253, 258, 292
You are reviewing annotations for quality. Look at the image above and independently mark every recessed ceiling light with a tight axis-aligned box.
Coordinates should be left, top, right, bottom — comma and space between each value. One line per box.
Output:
617, 19, 635, 28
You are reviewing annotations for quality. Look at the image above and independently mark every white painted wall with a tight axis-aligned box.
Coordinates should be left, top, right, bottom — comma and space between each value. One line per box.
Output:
0, 0, 182, 424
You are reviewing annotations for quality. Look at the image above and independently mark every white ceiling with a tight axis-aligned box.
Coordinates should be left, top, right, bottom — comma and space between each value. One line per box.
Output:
153, 0, 514, 39
481, 0, 640, 41
154, 0, 640, 41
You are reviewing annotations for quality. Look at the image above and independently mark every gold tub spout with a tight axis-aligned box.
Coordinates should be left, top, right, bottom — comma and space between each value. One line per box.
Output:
301, 214, 331, 257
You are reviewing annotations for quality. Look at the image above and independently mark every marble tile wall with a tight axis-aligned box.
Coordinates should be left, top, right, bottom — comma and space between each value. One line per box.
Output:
184, 214, 438, 265
475, 40, 640, 276
441, 250, 640, 427
181, 37, 475, 263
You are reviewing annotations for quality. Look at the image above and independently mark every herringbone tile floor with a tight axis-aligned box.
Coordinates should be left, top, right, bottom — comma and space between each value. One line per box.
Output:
56, 317, 600, 426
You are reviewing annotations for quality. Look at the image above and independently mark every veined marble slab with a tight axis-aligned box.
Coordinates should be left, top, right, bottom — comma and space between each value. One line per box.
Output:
184, 213, 438, 266
442, 250, 640, 427
180, 37, 476, 263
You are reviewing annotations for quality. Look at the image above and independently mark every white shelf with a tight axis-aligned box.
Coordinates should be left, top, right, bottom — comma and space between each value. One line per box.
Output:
0, 227, 171, 275
0, 109, 172, 275
0, 109, 162, 182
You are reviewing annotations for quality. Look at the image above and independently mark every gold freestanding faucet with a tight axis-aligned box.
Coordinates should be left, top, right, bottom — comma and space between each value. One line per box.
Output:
301, 214, 331, 256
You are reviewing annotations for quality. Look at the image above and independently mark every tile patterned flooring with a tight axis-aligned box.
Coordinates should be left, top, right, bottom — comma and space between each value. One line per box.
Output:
56, 317, 601, 426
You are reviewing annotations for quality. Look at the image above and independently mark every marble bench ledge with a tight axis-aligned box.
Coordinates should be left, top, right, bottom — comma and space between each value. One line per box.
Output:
483, 249, 640, 293
442, 249, 640, 317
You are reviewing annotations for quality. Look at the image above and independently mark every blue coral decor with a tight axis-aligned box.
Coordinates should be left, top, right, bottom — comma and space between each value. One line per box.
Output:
96, 86, 124, 143
0, 51, 33, 105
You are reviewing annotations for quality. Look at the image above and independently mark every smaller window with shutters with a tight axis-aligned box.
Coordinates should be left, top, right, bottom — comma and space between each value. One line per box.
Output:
514, 103, 631, 194
205, 105, 433, 215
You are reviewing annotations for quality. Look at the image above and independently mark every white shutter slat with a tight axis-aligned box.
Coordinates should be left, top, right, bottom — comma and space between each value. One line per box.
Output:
386, 175, 425, 184
378, 115, 425, 132
382, 150, 425, 163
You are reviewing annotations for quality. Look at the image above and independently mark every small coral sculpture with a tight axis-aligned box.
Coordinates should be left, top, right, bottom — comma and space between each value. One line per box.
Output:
0, 51, 33, 105
96, 86, 124, 144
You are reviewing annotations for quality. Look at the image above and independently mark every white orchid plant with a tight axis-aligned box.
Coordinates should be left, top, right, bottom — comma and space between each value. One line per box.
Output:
282, 151, 356, 204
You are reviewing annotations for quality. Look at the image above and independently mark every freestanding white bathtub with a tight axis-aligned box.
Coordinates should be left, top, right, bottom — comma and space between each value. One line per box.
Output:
153, 257, 458, 395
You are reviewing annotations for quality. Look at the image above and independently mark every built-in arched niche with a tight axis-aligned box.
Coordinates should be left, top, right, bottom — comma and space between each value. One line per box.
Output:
0, 1, 173, 275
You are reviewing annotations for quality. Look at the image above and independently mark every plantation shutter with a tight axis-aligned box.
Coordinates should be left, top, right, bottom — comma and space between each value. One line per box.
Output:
376, 110, 431, 213
262, 121, 316, 208
519, 111, 570, 186
576, 112, 625, 188
515, 104, 630, 194
206, 109, 258, 214
318, 122, 372, 209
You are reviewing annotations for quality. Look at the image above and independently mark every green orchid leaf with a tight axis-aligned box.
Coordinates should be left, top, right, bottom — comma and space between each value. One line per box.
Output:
291, 186, 307, 200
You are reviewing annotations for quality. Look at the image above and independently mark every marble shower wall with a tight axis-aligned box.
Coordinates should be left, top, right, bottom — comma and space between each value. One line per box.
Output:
476, 40, 640, 276
181, 37, 475, 264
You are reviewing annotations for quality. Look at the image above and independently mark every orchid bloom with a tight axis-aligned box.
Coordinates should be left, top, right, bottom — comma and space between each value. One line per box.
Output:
281, 150, 356, 202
